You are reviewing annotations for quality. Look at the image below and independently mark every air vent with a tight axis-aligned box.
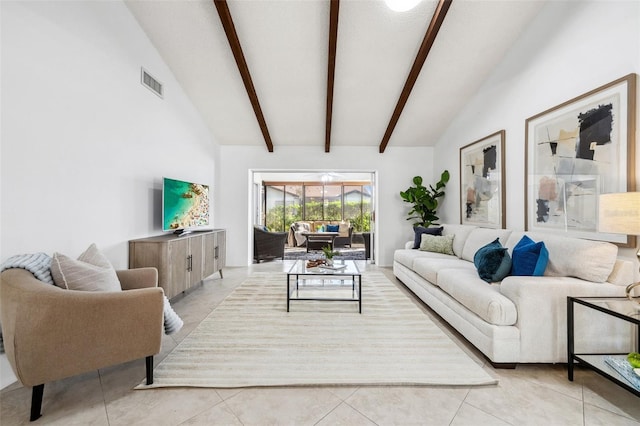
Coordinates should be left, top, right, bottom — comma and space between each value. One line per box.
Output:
141, 68, 163, 98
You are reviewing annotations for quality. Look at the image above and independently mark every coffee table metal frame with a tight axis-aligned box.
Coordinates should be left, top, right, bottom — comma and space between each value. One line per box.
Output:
567, 296, 640, 397
287, 259, 361, 313
302, 232, 339, 253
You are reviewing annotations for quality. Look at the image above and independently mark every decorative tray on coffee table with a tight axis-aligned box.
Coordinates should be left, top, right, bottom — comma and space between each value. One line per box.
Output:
318, 264, 347, 271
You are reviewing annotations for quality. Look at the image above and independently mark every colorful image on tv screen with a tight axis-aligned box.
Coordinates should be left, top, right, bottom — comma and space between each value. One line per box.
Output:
163, 178, 209, 231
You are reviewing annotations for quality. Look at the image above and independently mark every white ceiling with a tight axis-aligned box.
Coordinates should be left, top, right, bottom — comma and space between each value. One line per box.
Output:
125, 0, 545, 151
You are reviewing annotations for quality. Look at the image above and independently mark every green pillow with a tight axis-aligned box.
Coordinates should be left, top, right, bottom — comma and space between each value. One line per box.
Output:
413, 226, 443, 249
419, 234, 455, 255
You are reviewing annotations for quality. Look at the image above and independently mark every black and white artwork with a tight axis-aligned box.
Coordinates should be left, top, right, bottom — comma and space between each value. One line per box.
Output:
525, 74, 636, 245
460, 130, 505, 228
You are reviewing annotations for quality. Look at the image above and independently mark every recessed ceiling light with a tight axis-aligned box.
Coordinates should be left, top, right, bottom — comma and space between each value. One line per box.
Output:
384, 0, 422, 12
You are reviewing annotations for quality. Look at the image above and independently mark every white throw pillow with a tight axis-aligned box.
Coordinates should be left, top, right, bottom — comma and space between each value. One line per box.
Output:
51, 243, 121, 291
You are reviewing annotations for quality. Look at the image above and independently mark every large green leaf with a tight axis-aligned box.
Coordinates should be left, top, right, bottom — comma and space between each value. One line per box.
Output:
399, 170, 449, 227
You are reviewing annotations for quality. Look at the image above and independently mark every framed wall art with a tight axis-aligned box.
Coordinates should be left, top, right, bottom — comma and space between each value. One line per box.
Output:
525, 73, 636, 246
460, 130, 505, 228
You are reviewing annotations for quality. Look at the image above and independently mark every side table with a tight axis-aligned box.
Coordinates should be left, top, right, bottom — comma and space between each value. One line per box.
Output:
567, 296, 640, 397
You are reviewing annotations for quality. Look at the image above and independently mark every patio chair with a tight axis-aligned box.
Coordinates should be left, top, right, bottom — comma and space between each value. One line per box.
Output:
254, 226, 288, 263
333, 226, 354, 248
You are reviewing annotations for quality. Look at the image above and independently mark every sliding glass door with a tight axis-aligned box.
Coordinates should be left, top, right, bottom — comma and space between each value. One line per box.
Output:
252, 170, 377, 263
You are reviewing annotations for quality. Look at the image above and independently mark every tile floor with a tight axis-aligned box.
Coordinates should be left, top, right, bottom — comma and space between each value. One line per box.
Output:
1, 261, 639, 425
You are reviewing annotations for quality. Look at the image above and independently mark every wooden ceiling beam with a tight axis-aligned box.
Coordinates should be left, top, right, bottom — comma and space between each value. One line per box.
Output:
214, 0, 274, 152
325, 0, 340, 153
378, 0, 453, 153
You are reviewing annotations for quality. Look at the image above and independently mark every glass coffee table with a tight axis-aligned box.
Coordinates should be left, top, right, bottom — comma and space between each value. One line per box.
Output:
287, 259, 361, 313
567, 296, 640, 396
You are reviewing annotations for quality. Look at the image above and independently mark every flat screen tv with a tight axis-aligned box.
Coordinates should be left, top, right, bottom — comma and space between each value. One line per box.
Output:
162, 177, 210, 235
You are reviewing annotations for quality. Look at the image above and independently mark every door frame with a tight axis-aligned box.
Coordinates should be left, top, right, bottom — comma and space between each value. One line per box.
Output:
248, 169, 378, 265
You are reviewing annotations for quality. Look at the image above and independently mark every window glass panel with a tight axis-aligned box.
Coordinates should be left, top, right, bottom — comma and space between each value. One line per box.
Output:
305, 185, 323, 220
262, 180, 372, 229
346, 185, 373, 232
343, 185, 361, 224
285, 185, 303, 228
323, 185, 342, 221
265, 185, 285, 231
360, 185, 373, 231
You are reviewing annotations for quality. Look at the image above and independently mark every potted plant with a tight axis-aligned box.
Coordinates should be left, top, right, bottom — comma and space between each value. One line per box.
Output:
321, 246, 339, 266
400, 170, 450, 228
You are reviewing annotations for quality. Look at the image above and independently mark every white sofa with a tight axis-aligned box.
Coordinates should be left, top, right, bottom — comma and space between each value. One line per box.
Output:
393, 224, 637, 366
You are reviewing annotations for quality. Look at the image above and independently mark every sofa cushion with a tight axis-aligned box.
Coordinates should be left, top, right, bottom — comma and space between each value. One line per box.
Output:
51, 243, 121, 292
420, 234, 455, 255
511, 235, 548, 276
413, 226, 443, 249
474, 238, 512, 283
293, 222, 310, 231
413, 257, 476, 285
506, 232, 617, 283
461, 228, 513, 262
394, 249, 453, 270
338, 222, 350, 237
607, 259, 634, 286
436, 268, 517, 326
442, 224, 477, 258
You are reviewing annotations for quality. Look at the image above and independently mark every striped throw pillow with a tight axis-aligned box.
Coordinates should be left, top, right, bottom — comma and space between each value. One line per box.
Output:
51, 243, 121, 292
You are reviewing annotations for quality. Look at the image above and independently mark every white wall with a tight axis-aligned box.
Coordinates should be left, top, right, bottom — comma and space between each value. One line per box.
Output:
433, 1, 640, 263
1, 1, 217, 388
1, 1, 217, 266
218, 145, 435, 267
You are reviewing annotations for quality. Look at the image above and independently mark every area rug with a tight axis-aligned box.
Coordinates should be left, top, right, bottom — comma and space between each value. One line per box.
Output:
136, 272, 497, 388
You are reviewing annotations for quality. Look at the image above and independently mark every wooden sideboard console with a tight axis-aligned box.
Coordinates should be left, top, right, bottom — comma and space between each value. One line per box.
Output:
129, 229, 226, 299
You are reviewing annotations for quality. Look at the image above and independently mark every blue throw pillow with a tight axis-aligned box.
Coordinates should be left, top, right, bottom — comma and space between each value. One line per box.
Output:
413, 226, 443, 249
326, 224, 339, 232
473, 238, 512, 283
511, 235, 549, 276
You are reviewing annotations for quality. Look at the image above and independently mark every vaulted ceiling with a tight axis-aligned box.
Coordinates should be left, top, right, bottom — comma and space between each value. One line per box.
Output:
125, 0, 545, 153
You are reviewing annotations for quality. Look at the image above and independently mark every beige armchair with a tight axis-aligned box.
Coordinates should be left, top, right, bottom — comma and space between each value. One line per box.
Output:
0, 267, 164, 421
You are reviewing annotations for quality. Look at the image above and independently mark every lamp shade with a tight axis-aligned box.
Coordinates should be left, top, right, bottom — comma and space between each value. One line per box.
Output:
598, 192, 640, 235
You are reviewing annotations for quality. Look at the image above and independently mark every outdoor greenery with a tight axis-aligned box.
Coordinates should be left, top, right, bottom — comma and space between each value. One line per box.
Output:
399, 170, 450, 228
266, 204, 300, 232
265, 200, 371, 232
350, 211, 371, 232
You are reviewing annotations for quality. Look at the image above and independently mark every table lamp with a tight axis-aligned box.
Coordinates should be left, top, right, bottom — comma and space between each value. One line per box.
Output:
599, 192, 640, 305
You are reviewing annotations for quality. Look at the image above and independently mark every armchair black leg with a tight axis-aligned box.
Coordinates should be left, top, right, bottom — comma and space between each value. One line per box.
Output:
146, 356, 154, 385
30, 384, 44, 421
